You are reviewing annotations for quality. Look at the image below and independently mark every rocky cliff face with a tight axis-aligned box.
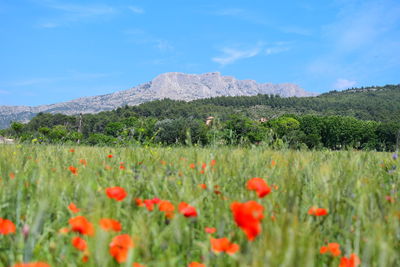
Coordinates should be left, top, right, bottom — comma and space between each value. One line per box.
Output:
0, 72, 317, 129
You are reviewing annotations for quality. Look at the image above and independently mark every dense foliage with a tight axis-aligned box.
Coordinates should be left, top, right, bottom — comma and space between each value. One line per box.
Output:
1, 85, 399, 151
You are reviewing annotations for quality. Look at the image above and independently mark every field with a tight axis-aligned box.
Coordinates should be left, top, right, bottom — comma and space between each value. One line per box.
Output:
0, 145, 399, 267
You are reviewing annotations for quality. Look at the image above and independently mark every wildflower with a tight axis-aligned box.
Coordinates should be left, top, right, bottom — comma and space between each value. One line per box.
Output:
107, 154, 113, 158
201, 163, 207, 169
189, 163, 195, 169
69, 166, 78, 175
72, 236, 87, 251
158, 200, 175, 219
247, 177, 271, 198
231, 201, 264, 241
319, 242, 341, 257
79, 159, 87, 166
385, 195, 395, 203
119, 163, 126, 170
58, 227, 69, 234
188, 262, 206, 267
106, 187, 127, 201
210, 159, 216, 167
205, 227, 216, 234
9, 172, 15, 179
68, 202, 80, 213
22, 224, 30, 239
109, 234, 134, 263
0, 218, 16, 235
214, 185, 222, 195
100, 218, 122, 232
210, 237, 239, 255
178, 202, 197, 217
69, 149, 75, 153
69, 216, 95, 236
199, 184, 207, 189
271, 160, 276, 167
132, 263, 146, 267
12, 263, 51, 267
308, 207, 328, 216
339, 253, 361, 267
393, 153, 398, 160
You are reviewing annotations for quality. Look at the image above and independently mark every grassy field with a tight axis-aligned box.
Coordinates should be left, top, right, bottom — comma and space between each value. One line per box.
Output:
0, 145, 399, 267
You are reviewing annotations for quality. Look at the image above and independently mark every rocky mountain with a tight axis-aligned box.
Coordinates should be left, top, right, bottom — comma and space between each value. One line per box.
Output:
0, 72, 317, 129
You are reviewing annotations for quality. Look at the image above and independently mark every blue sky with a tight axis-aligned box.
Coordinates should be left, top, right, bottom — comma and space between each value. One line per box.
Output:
0, 0, 399, 106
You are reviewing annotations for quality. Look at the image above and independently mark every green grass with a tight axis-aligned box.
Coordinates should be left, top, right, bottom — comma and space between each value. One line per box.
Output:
0, 145, 399, 267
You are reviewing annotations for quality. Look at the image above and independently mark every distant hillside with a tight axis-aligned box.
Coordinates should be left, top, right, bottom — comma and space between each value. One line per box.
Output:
0, 72, 315, 129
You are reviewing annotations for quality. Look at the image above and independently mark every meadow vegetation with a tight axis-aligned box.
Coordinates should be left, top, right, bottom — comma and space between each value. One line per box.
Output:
0, 145, 398, 266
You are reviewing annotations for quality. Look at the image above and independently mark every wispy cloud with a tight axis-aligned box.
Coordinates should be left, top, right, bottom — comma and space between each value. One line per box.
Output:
214, 8, 267, 25
128, 6, 144, 14
213, 42, 290, 66
333, 78, 357, 90
212, 47, 261, 66
306, 0, 400, 83
35, 0, 117, 27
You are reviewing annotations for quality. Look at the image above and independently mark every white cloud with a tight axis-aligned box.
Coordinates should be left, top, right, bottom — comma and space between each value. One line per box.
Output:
333, 78, 357, 90
35, 1, 116, 27
213, 42, 290, 66
212, 47, 261, 66
128, 6, 144, 14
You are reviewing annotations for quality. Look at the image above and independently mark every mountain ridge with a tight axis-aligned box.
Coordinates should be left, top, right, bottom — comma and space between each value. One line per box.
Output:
0, 72, 317, 129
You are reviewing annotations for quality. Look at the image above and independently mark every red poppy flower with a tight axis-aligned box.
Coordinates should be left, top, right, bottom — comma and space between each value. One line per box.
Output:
189, 163, 195, 169
247, 178, 271, 198
201, 163, 207, 169
69, 166, 78, 175
319, 242, 341, 257
79, 159, 87, 166
188, 262, 206, 267
12, 263, 51, 267
205, 227, 216, 234
132, 263, 146, 267
210, 237, 239, 255
231, 201, 264, 241
308, 207, 328, 216
119, 164, 126, 170
178, 202, 197, 217
210, 159, 216, 166
69, 216, 95, 236
72, 236, 87, 251
109, 234, 134, 263
158, 200, 175, 219
69, 149, 75, 153
9, 172, 15, 179
106, 187, 127, 201
100, 218, 122, 232
107, 154, 113, 158
68, 202, 80, 213
0, 218, 16, 235
199, 184, 207, 189
339, 253, 361, 267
